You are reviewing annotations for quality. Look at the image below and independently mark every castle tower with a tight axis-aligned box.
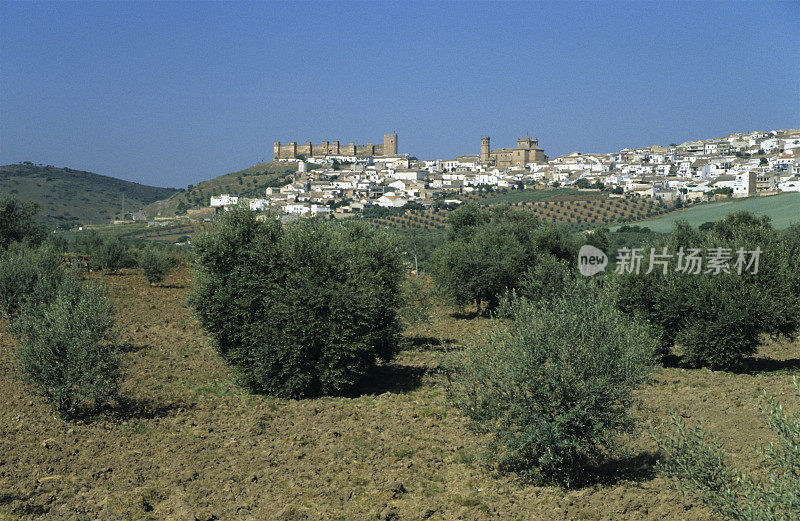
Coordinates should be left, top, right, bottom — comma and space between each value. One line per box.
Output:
517, 136, 535, 149
383, 133, 398, 155
274, 141, 281, 160
481, 136, 490, 162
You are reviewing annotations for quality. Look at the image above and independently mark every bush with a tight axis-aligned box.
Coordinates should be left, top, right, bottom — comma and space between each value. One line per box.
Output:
89, 237, 132, 272
656, 379, 800, 520
0, 196, 46, 250
67, 230, 103, 256
430, 203, 577, 314
674, 276, 770, 369
191, 207, 404, 398
444, 280, 656, 486
12, 275, 118, 419
511, 253, 574, 305
138, 246, 178, 284
614, 213, 800, 370
0, 243, 64, 316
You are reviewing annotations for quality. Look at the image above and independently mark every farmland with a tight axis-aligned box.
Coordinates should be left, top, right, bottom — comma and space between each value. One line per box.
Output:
1, 266, 798, 520
59, 220, 213, 245
368, 193, 675, 230
616, 192, 800, 233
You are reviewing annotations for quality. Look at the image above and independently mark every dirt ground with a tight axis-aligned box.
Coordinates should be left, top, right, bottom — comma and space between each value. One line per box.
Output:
1, 267, 798, 520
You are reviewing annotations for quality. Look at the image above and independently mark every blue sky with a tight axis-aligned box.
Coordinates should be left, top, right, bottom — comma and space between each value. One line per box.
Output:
1, 0, 798, 188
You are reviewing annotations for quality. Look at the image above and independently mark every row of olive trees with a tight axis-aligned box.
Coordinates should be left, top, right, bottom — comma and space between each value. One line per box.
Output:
6, 194, 794, 517
0, 197, 183, 418
427, 203, 799, 516
0, 197, 119, 419
613, 212, 800, 370
186, 204, 656, 487
188, 203, 799, 495
64, 232, 180, 284
430, 203, 800, 372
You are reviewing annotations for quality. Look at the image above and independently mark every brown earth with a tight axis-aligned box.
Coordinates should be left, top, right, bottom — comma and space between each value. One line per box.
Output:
1, 267, 798, 520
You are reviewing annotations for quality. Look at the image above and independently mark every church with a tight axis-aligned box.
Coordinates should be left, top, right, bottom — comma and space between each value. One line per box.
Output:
480, 136, 547, 167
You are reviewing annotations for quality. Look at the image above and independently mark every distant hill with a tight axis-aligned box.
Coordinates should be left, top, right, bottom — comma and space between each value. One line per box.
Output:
143, 161, 298, 217
0, 163, 180, 228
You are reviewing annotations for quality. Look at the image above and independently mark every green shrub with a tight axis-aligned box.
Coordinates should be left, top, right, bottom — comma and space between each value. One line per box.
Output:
444, 280, 656, 486
89, 237, 132, 272
12, 275, 118, 419
67, 230, 103, 256
656, 379, 800, 520
512, 253, 574, 305
614, 213, 800, 370
674, 276, 769, 369
0, 243, 64, 316
0, 196, 46, 250
430, 203, 577, 314
191, 207, 404, 398
138, 246, 178, 284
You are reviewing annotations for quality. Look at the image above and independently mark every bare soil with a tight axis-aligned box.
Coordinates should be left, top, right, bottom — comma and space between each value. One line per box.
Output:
1, 267, 798, 520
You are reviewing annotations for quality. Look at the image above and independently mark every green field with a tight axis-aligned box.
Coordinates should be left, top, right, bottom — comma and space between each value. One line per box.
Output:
617, 193, 800, 232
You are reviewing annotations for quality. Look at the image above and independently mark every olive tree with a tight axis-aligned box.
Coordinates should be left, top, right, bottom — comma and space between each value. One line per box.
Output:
191, 208, 404, 398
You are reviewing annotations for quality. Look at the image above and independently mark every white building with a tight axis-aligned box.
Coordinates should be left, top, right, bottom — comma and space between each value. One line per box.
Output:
210, 194, 239, 207
733, 171, 757, 196
249, 199, 270, 211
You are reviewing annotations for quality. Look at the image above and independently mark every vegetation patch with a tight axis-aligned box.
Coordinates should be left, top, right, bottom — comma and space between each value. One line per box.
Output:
191, 207, 404, 398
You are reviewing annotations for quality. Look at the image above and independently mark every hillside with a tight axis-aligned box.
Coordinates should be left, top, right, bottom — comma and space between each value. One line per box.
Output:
144, 161, 298, 217
614, 192, 800, 232
0, 163, 180, 228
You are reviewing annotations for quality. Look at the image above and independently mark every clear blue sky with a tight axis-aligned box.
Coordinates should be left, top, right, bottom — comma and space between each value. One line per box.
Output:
2, 1, 798, 188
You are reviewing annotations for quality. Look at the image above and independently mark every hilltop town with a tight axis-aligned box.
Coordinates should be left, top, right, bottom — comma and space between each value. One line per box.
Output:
207, 129, 800, 217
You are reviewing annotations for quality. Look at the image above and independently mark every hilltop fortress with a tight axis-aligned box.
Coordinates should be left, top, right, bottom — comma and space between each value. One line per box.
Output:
274, 133, 398, 160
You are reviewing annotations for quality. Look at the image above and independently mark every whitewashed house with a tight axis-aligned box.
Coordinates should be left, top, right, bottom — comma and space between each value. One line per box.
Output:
210, 194, 239, 207
733, 172, 757, 197
249, 199, 270, 211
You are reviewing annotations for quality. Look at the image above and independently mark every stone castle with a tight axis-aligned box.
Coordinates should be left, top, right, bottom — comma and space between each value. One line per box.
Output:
480, 136, 547, 167
274, 133, 398, 160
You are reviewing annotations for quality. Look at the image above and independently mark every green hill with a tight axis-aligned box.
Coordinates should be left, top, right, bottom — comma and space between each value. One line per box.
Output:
143, 161, 298, 217
614, 193, 800, 233
0, 163, 180, 228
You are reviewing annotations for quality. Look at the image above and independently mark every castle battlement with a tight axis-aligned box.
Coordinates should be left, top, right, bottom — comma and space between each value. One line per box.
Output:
274, 134, 398, 160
